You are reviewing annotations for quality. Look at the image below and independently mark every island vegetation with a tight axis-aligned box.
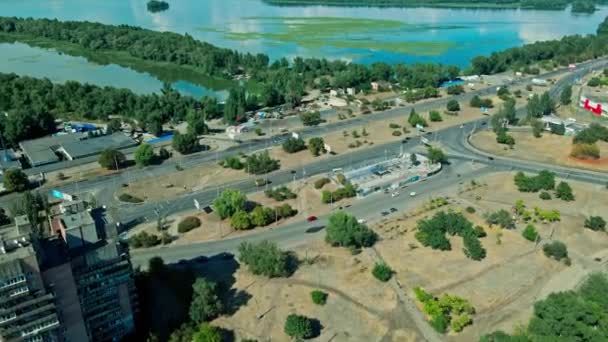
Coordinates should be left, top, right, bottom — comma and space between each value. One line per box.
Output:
262, 0, 572, 10
571, 0, 597, 13
146, 0, 169, 13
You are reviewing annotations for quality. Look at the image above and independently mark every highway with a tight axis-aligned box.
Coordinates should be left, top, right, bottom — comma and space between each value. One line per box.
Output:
21, 58, 607, 212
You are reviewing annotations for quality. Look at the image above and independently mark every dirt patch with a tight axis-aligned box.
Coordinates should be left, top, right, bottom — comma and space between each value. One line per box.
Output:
211, 240, 423, 341
470, 130, 608, 172
371, 172, 608, 340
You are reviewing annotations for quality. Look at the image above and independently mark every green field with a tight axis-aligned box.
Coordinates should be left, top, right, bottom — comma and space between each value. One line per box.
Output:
199, 16, 458, 56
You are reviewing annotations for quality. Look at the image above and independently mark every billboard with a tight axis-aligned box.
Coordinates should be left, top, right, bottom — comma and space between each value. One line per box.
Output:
51, 190, 73, 201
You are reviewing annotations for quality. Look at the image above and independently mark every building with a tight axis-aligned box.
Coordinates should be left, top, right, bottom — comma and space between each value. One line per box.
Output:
341, 153, 442, 197
20, 133, 136, 167
539, 115, 587, 135
0, 218, 62, 342
0, 149, 21, 173
52, 210, 99, 250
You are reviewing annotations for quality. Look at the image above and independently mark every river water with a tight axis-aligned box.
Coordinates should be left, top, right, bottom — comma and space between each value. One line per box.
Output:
0, 0, 606, 98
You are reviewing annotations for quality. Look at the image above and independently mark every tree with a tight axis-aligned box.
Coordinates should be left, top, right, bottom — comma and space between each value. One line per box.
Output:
325, 211, 377, 248
408, 109, 428, 127
106, 118, 122, 133
560, 85, 572, 105
3, 169, 28, 192
284, 314, 314, 340
372, 262, 394, 282
172, 132, 199, 154
134, 144, 155, 167
282, 137, 306, 153
98, 149, 125, 170
192, 323, 221, 342
496, 131, 515, 146
238, 240, 290, 277
462, 231, 486, 260
543, 241, 568, 261
584, 216, 606, 231
447, 85, 464, 95
230, 210, 252, 230
427, 146, 447, 164
446, 99, 460, 112
539, 91, 555, 116
531, 119, 544, 138
311, 290, 328, 305
308, 137, 326, 156
0, 208, 10, 226
485, 209, 515, 229
224, 87, 246, 124
146, 114, 163, 137
213, 189, 246, 219
300, 111, 322, 126
522, 224, 539, 242
526, 94, 542, 118
410, 153, 418, 166
555, 181, 574, 201
245, 151, 280, 174
187, 110, 208, 135
250, 206, 275, 227
429, 110, 442, 122
189, 278, 223, 323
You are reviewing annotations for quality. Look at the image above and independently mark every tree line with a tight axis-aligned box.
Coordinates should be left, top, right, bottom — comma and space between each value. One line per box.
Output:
262, 0, 572, 10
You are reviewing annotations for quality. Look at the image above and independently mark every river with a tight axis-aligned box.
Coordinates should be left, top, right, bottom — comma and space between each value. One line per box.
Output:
1, 0, 606, 98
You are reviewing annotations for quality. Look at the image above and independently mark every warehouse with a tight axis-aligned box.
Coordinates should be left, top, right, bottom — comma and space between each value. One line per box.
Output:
20, 133, 136, 167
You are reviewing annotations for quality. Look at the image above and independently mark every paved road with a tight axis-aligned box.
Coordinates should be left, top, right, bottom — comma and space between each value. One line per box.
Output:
17, 58, 607, 210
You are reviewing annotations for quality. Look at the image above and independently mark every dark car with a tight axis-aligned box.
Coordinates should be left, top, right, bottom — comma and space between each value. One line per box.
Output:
307, 215, 318, 222
390, 208, 397, 213
488, 156, 494, 160
381, 211, 390, 216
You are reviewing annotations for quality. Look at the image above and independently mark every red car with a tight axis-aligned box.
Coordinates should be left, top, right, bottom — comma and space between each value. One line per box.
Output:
307, 216, 318, 222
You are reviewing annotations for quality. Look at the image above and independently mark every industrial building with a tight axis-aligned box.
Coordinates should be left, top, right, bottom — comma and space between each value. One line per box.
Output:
342, 153, 442, 197
20, 133, 136, 167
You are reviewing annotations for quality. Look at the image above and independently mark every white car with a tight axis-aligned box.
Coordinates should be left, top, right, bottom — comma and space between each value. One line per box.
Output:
391, 192, 399, 197
357, 218, 366, 224
410, 192, 417, 197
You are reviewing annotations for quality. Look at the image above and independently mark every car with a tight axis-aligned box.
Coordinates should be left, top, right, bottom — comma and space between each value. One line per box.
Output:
391, 192, 399, 197
410, 192, 417, 197
481, 121, 488, 126
488, 156, 494, 160
307, 216, 318, 222
357, 218, 367, 224
381, 211, 390, 216
390, 208, 397, 213
255, 178, 268, 187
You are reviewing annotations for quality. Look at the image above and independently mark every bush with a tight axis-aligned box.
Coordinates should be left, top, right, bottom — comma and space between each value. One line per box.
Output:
231, 210, 253, 230
372, 262, 394, 282
325, 211, 377, 248
429, 110, 442, 122
539, 191, 552, 200
462, 231, 486, 261
587, 77, 601, 87
250, 206, 275, 227
213, 189, 246, 219
389, 123, 401, 129
470, 95, 493, 108
543, 241, 568, 261
496, 131, 515, 146
447, 84, 464, 95
474, 225, 487, 238
430, 313, 449, 333
555, 181, 574, 201
408, 109, 428, 128
446, 99, 460, 112
284, 314, 314, 340
245, 151, 280, 174
98, 149, 126, 170
311, 290, 328, 305
172, 132, 199, 154
118, 193, 144, 203
571, 143, 601, 160
522, 224, 539, 242
465, 206, 476, 214
238, 241, 290, 277
300, 111, 322, 126
265, 186, 296, 201
129, 231, 161, 248
314, 177, 330, 189
178, 216, 201, 233
308, 137, 326, 156
584, 216, 606, 231
451, 314, 472, 333
392, 130, 402, 136
282, 137, 306, 153
3, 169, 29, 192
485, 209, 515, 229
514, 170, 555, 192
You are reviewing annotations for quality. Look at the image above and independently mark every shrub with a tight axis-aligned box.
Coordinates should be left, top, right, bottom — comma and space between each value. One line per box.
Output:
265, 186, 297, 201
430, 314, 449, 333
408, 109, 428, 128
222, 155, 244, 170
514, 170, 555, 192
392, 130, 402, 136
311, 290, 328, 305
465, 206, 476, 214
231, 210, 253, 230
314, 178, 330, 189
474, 225, 487, 238
284, 314, 314, 340
584, 216, 606, 231
447, 84, 464, 95
178, 216, 201, 233
308, 137, 326, 156
325, 211, 377, 248
372, 262, 394, 282
587, 77, 601, 87
522, 224, 539, 242
571, 143, 601, 159
118, 193, 144, 203
429, 110, 443, 122
300, 111, 322, 126
539, 191, 552, 200
389, 123, 401, 129
462, 232, 486, 261
446, 99, 460, 112
451, 314, 472, 333
470, 95, 493, 108
238, 241, 290, 277
129, 231, 160, 248
282, 137, 306, 153
555, 182, 574, 201
543, 241, 568, 261
485, 209, 515, 229
245, 151, 280, 174
496, 131, 515, 146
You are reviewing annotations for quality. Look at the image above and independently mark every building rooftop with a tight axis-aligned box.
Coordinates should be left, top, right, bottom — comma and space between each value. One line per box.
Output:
60, 133, 136, 160
62, 211, 95, 231
19, 133, 85, 166
0, 149, 21, 170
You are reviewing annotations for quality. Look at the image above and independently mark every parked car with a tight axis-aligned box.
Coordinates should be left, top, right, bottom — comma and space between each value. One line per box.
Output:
390, 208, 397, 213
391, 192, 399, 198
410, 192, 417, 197
255, 178, 268, 187
307, 216, 318, 222
357, 218, 366, 224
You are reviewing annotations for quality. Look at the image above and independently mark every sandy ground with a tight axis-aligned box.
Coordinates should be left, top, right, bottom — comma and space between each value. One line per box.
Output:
210, 240, 423, 341
470, 130, 608, 172
372, 172, 608, 340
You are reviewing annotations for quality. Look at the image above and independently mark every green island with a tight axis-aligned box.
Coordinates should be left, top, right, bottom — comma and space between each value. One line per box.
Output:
262, 0, 573, 10
200, 17, 457, 56
571, 0, 597, 12
146, 0, 169, 13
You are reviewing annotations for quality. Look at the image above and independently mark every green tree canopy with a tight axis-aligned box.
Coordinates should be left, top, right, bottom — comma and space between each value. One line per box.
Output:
325, 211, 377, 248
134, 144, 155, 167
3, 168, 28, 193
213, 189, 246, 219
237, 240, 290, 278
189, 278, 223, 323
98, 149, 126, 170
172, 132, 200, 155
284, 314, 314, 340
